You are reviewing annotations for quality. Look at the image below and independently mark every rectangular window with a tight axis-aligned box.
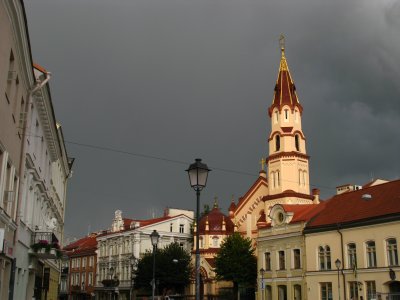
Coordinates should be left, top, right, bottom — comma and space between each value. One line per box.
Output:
266, 286, 272, 300
265, 252, 271, 270
179, 224, 184, 233
278, 250, 285, 270
366, 241, 376, 268
88, 272, 93, 286
320, 282, 332, 300
293, 249, 301, 269
366, 281, 376, 300
81, 273, 86, 288
347, 243, 357, 269
349, 282, 359, 300
387, 238, 399, 266
89, 256, 94, 267
77, 258, 81, 268
170, 223, 173, 232
293, 284, 302, 300
82, 257, 87, 268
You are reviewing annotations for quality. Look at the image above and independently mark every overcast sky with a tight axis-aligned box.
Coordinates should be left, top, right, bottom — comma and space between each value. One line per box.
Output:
24, 0, 400, 241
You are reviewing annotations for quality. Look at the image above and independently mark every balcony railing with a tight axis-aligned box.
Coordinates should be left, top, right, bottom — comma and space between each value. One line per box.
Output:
30, 231, 61, 259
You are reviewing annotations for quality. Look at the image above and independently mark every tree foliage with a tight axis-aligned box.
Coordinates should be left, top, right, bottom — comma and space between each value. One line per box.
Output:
135, 242, 192, 295
214, 233, 257, 299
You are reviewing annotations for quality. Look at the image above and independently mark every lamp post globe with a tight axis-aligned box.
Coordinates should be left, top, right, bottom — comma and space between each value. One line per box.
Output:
186, 158, 210, 300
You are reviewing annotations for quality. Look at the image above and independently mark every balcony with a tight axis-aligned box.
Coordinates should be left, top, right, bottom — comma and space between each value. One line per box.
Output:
30, 232, 62, 259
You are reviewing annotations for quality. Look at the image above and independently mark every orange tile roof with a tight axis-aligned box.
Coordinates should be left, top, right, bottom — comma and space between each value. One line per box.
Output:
64, 234, 97, 256
281, 204, 326, 223
306, 179, 400, 230
33, 63, 47, 73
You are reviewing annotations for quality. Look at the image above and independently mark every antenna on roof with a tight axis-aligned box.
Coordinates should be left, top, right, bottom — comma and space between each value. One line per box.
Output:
87, 224, 91, 236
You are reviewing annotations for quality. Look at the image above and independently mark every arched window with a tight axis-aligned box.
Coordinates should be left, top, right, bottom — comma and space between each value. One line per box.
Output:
319, 246, 331, 270
298, 170, 302, 185
272, 172, 276, 188
274, 111, 279, 123
295, 134, 300, 151
277, 171, 280, 186
284, 109, 289, 121
275, 135, 280, 151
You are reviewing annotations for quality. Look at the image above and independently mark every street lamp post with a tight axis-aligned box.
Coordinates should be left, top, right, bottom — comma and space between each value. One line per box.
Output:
335, 259, 341, 300
259, 268, 265, 300
108, 267, 115, 300
186, 158, 211, 300
150, 230, 160, 300
130, 254, 138, 300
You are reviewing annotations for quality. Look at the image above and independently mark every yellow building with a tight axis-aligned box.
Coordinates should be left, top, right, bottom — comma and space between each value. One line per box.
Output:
304, 180, 400, 300
258, 203, 324, 300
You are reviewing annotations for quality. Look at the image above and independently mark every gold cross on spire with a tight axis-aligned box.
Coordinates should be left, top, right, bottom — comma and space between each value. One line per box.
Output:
259, 157, 266, 171
279, 34, 285, 52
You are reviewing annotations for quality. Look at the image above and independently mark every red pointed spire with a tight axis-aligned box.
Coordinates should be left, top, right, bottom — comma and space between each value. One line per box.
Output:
268, 36, 303, 116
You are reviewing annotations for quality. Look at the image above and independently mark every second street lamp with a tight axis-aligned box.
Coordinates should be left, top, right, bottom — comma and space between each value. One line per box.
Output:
150, 230, 160, 300
186, 158, 210, 300
335, 258, 341, 300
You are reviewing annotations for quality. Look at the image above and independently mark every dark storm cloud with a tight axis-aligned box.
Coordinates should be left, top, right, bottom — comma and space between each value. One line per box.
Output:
24, 0, 400, 239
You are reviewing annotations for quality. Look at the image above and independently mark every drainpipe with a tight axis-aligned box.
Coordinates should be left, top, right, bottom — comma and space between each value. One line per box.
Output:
337, 224, 347, 300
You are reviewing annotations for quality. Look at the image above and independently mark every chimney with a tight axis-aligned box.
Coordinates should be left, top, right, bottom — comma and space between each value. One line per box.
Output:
312, 188, 320, 204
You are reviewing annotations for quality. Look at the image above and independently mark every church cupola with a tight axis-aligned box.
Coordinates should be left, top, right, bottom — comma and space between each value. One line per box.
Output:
267, 36, 310, 196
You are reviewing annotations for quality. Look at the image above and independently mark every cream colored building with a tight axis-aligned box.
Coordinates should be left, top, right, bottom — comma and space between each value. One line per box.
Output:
229, 40, 318, 248
304, 180, 400, 300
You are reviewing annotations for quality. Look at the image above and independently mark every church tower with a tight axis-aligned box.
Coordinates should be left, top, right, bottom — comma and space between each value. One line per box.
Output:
267, 37, 310, 196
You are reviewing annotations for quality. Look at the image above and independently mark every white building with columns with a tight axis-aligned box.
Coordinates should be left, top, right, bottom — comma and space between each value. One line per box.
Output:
95, 208, 194, 300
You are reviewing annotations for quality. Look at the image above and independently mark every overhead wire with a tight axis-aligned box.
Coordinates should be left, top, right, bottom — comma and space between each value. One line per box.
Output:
23, 132, 337, 192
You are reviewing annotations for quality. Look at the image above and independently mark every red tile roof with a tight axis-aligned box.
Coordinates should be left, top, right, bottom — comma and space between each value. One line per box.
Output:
205, 258, 216, 268
199, 206, 234, 234
306, 179, 400, 229
64, 234, 97, 256
33, 63, 47, 73
281, 204, 326, 223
